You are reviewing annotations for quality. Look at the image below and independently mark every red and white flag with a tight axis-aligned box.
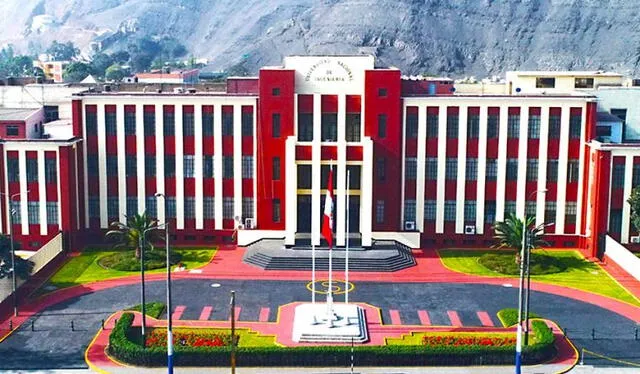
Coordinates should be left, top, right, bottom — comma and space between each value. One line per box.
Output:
321, 166, 334, 248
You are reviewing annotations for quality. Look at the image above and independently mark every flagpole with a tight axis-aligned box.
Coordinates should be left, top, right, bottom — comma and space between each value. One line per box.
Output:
327, 163, 334, 326
312, 239, 316, 304
345, 170, 350, 305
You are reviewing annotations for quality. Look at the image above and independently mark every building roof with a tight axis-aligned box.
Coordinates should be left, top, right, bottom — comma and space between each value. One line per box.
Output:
135, 69, 199, 79
509, 71, 623, 78
597, 112, 623, 123
0, 108, 40, 121
42, 119, 73, 140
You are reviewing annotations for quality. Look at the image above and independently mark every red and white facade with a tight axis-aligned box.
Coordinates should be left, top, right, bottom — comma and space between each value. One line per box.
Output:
2, 55, 635, 257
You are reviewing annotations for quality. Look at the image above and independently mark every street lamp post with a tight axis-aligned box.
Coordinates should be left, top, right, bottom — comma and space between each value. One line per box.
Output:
230, 290, 236, 374
523, 221, 553, 346
2, 191, 29, 317
155, 192, 174, 374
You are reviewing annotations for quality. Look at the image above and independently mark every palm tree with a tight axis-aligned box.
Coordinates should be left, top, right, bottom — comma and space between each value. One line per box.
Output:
105, 212, 158, 259
493, 213, 547, 263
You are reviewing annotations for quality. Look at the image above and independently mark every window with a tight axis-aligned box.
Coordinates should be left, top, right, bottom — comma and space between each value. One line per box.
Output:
321, 165, 338, 189
272, 87, 280, 96
184, 197, 195, 219
347, 165, 361, 189
242, 111, 253, 136
467, 115, 479, 139
567, 160, 579, 183
506, 159, 518, 180
612, 163, 625, 188
549, 115, 561, 139
545, 201, 556, 224
45, 202, 58, 225
272, 199, 281, 223
378, 114, 387, 138
203, 155, 214, 178
223, 156, 234, 179
464, 201, 476, 222
145, 197, 157, 218
242, 198, 254, 219
565, 202, 577, 224
126, 156, 137, 177
203, 197, 215, 219
222, 111, 234, 136
126, 196, 137, 217
321, 113, 337, 142
424, 200, 436, 220
183, 110, 195, 136
273, 157, 281, 180
89, 197, 99, 218
466, 158, 478, 181
485, 201, 496, 223
376, 158, 386, 181
7, 157, 19, 182
426, 113, 439, 138
446, 114, 459, 138
446, 158, 457, 180
105, 110, 117, 135
378, 88, 387, 97
166, 197, 176, 218
426, 157, 438, 180
183, 155, 195, 178
28, 201, 39, 224
507, 114, 520, 138
525, 201, 537, 217
575, 77, 594, 89
44, 105, 59, 122
547, 159, 558, 182
10, 201, 20, 224
486, 159, 498, 181
164, 155, 175, 177
406, 111, 418, 138
298, 113, 313, 141
528, 115, 540, 139
144, 110, 155, 136
505, 200, 516, 216
536, 77, 556, 88
124, 109, 136, 135
26, 158, 38, 182
346, 113, 361, 142
107, 197, 119, 219
569, 115, 581, 139
163, 108, 175, 136
405, 157, 417, 180
633, 164, 640, 186
202, 110, 214, 136
86, 108, 97, 136
404, 200, 416, 222
487, 114, 499, 139
297, 165, 312, 189
242, 156, 253, 179
444, 200, 456, 222
609, 209, 622, 234
376, 200, 385, 224
611, 109, 627, 124
107, 155, 118, 177
86, 155, 98, 176
272, 113, 281, 138
145, 156, 156, 177
45, 157, 57, 183
526, 159, 538, 181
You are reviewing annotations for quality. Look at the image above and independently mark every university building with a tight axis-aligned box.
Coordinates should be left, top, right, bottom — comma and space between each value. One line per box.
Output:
0, 55, 638, 258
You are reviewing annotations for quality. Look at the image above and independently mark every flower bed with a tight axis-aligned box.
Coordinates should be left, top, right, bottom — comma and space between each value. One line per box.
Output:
422, 335, 516, 347
146, 329, 232, 348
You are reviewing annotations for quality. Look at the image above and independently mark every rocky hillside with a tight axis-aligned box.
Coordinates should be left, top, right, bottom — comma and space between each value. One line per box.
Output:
0, 0, 639, 76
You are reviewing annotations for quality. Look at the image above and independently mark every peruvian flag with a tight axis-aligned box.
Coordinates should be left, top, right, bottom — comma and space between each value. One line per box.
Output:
321, 166, 334, 248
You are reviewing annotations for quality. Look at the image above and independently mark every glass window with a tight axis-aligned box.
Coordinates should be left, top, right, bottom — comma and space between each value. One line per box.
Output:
569, 115, 581, 139
145, 196, 157, 219
486, 159, 498, 181
46, 202, 58, 225
545, 201, 556, 224
567, 160, 579, 183
86, 108, 97, 135
467, 115, 479, 139
44, 105, 59, 122
164, 155, 175, 177
575, 78, 594, 89
163, 108, 175, 136
183, 155, 195, 178
145, 156, 156, 177
506, 159, 518, 180
26, 158, 38, 182
242, 111, 253, 136
609, 209, 622, 234
405, 157, 417, 180
272, 87, 280, 96
612, 163, 625, 188
10, 200, 21, 224
223, 156, 234, 179
535, 77, 555, 88
376, 200, 385, 224
525, 201, 537, 217
107, 155, 118, 177
426, 157, 438, 180
446, 158, 457, 180
203, 155, 214, 178
346, 113, 361, 142
424, 200, 436, 220
126, 196, 137, 217
144, 109, 155, 136
376, 158, 386, 181
321, 113, 337, 142
565, 202, 577, 224
404, 200, 416, 222
426, 113, 439, 138
487, 114, 499, 139
87, 155, 99, 177
378, 114, 387, 138
549, 115, 561, 139
105, 110, 117, 135
526, 159, 538, 181
126, 155, 137, 177
633, 164, 640, 186
321, 165, 338, 189
464, 201, 476, 222
7, 157, 19, 182
166, 197, 176, 218
528, 115, 540, 139
202, 110, 214, 136
347, 165, 361, 189
242, 156, 253, 179
124, 109, 136, 135
507, 114, 520, 138
107, 197, 119, 219
88, 197, 99, 218
547, 159, 558, 182
466, 158, 477, 181
297, 165, 312, 189
272, 113, 281, 138
242, 197, 254, 219
222, 111, 234, 136
45, 157, 57, 183
406, 111, 418, 138
446, 114, 459, 138
444, 200, 456, 221
485, 201, 496, 223
28, 201, 39, 224
183, 110, 195, 136
272, 199, 281, 223
505, 200, 517, 216
298, 113, 313, 141
184, 197, 195, 219
273, 157, 281, 180
378, 88, 387, 97
6, 126, 19, 136
203, 197, 215, 219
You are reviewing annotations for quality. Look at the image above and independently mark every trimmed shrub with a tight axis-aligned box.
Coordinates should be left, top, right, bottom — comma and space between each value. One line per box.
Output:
497, 308, 541, 327
98, 250, 181, 271
478, 253, 566, 275
126, 302, 166, 319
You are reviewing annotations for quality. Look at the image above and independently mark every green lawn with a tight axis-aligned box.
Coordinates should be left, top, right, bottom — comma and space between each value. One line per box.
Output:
439, 249, 640, 307
44, 247, 216, 290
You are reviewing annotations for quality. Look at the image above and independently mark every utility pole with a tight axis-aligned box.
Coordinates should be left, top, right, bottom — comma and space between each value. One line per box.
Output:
230, 290, 236, 374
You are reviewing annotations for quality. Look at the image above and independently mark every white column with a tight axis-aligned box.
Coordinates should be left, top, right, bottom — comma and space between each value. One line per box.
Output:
400, 105, 407, 226
97, 104, 108, 228
233, 105, 243, 225
18, 150, 28, 235
74, 145, 81, 230
284, 137, 297, 246
214, 104, 223, 229
56, 149, 62, 230
1, 149, 5, 234
621, 155, 634, 244
194, 105, 204, 229
555, 105, 570, 234
175, 105, 185, 230
435, 105, 447, 233
361, 138, 374, 247
136, 105, 146, 214
336, 94, 347, 246
311, 94, 322, 246
455, 106, 468, 233
516, 107, 529, 219
537, 107, 550, 227
495, 106, 509, 222
38, 150, 47, 235
575, 105, 587, 234
82, 104, 90, 228
476, 106, 488, 234
416, 105, 427, 232
252, 103, 258, 226
155, 105, 165, 224
116, 104, 126, 222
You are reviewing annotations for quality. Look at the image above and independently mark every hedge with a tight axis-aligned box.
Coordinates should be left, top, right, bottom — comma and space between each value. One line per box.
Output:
497, 308, 541, 327
109, 313, 557, 367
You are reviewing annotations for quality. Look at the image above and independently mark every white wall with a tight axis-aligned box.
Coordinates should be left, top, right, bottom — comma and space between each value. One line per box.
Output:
605, 235, 640, 282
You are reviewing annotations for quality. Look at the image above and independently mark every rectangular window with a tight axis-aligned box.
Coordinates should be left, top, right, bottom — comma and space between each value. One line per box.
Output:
378, 114, 387, 138
203, 197, 215, 219
105, 110, 117, 135
575, 77, 594, 89
107, 155, 118, 177
124, 109, 136, 135
549, 115, 561, 139
45, 157, 57, 183
376, 158, 386, 181
612, 163, 625, 188
44, 105, 59, 122
404, 200, 416, 222
184, 197, 195, 219
609, 209, 622, 234
88, 197, 99, 218
203, 155, 214, 178
486, 159, 498, 181
183, 155, 195, 178
487, 114, 499, 139
536, 77, 556, 88
28, 201, 39, 224
321, 113, 338, 142
406, 111, 418, 138
126, 196, 137, 217
525, 201, 537, 217
528, 115, 541, 139
125, 155, 137, 177
565, 202, 577, 224
569, 115, 581, 139
145, 156, 156, 177
485, 201, 496, 224
426, 157, 438, 180
166, 197, 176, 218
506, 159, 518, 180
405, 157, 417, 180
26, 158, 38, 182
242, 197, 254, 219
222, 111, 234, 136
446, 114, 459, 138
426, 113, 439, 138
273, 157, 281, 180
242, 156, 253, 179
505, 200, 517, 216
633, 164, 640, 186
378, 88, 387, 97
346, 113, 361, 142
467, 115, 479, 139
145, 197, 157, 218
272, 113, 281, 138
163, 108, 175, 136
144, 110, 155, 136
298, 113, 313, 141
87, 155, 99, 177
46, 202, 58, 225
202, 110, 214, 136
272, 87, 280, 96
444, 200, 456, 222
507, 114, 520, 138
545, 201, 556, 224
466, 158, 478, 181
567, 160, 579, 183
424, 200, 436, 221
164, 155, 175, 177
183, 110, 195, 136
464, 201, 476, 222
86, 108, 97, 135
347, 165, 361, 189
107, 197, 119, 219
242, 111, 253, 136
272, 199, 281, 223
10, 201, 21, 224
446, 158, 457, 180
297, 165, 312, 189
7, 157, 19, 182
376, 200, 385, 224
6, 126, 19, 136
223, 156, 234, 179
547, 159, 559, 182
526, 159, 538, 181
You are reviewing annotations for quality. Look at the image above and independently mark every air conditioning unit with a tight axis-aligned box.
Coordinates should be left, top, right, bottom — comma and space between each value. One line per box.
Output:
464, 225, 476, 235
244, 218, 254, 229
404, 221, 416, 231
173, 87, 185, 94
631, 236, 640, 244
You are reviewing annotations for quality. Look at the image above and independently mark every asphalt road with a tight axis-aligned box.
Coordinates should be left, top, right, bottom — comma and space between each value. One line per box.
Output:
0, 279, 638, 370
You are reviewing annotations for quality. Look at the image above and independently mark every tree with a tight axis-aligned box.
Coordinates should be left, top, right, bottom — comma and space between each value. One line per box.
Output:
0, 235, 34, 280
105, 63, 125, 82
46, 40, 79, 61
90, 53, 114, 77
493, 213, 547, 263
105, 212, 158, 259
62, 62, 93, 82
0, 47, 35, 78
628, 186, 640, 233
